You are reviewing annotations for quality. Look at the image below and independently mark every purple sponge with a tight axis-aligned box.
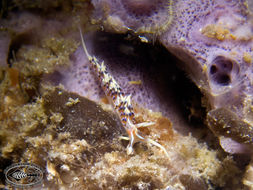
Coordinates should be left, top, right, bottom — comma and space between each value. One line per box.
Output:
91, 0, 173, 34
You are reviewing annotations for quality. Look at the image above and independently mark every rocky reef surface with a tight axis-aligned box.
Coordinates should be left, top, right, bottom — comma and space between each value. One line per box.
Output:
91, 0, 253, 188
0, 0, 253, 189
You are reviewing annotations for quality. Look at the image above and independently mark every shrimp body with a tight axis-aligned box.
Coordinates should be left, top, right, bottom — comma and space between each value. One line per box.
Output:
80, 29, 169, 156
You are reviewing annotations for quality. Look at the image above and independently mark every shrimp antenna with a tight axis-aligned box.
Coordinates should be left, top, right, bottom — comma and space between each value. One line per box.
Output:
79, 26, 169, 159
79, 27, 92, 60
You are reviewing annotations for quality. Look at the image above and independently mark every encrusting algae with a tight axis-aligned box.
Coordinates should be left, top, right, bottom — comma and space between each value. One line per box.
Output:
0, 83, 244, 189
13, 37, 78, 76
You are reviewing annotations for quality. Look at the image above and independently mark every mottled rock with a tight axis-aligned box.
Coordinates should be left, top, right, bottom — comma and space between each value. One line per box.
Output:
43, 87, 125, 154
207, 108, 253, 154
207, 108, 253, 145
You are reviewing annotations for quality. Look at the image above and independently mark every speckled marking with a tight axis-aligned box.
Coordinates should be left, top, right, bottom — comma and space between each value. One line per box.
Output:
79, 28, 169, 156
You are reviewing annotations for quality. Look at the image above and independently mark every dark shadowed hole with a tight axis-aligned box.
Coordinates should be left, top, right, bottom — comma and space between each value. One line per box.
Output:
7, 33, 34, 67
210, 65, 217, 74
215, 73, 231, 85
91, 31, 207, 132
209, 56, 236, 86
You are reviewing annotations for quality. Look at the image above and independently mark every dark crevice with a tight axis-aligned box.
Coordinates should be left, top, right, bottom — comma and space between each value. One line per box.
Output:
91, 31, 207, 131
7, 33, 35, 67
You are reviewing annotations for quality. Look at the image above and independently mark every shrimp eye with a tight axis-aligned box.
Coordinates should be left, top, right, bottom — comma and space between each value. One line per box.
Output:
129, 112, 134, 117
122, 118, 127, 122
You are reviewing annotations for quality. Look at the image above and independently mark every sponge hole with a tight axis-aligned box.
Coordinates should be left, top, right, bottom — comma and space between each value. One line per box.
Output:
214, 73, 231, 85
209, 56, 238, 86
210, 65, 217, 74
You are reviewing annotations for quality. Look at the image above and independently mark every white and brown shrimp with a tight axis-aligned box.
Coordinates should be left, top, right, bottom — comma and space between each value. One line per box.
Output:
79, 29, 169, 157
